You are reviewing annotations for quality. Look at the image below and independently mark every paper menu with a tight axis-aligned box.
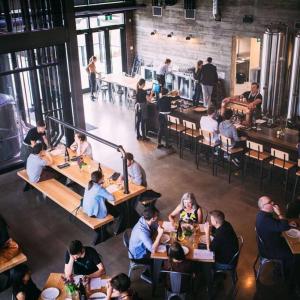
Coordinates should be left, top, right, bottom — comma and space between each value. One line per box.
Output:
106, 184, 120, 193
162, 221, 176, 232
193, 249, 214, 260
90, 278, 109, 290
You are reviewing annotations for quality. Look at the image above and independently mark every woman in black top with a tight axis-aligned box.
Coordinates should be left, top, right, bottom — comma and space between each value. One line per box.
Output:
12, 264, 40, 300
192, 60, 203, 106
135, 78, 150, 141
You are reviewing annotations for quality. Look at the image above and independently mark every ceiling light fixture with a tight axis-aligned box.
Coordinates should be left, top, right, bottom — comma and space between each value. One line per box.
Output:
167, 32, 174, 38
150, 30, 157, 35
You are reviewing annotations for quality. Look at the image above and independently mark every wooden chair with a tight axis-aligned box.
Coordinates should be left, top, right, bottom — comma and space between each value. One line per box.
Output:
292, 159, 300, 202
215, 135, 244, 183
196, 129, 220, 174
167, 115, 185, 148
269, 148, 296, 200
244, 141, 271, 189
180, 120, 201, 158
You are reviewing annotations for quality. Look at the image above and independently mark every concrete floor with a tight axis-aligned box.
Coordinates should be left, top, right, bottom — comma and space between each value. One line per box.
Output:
0, 94, 296, 299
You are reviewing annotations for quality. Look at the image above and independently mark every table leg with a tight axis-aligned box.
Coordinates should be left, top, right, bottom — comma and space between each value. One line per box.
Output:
108, 83, 112, 102
152, 259, 163, 296
202, 263, 214, 300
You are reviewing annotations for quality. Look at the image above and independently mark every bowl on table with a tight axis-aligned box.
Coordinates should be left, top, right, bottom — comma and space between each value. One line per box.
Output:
41, 287, 60, 300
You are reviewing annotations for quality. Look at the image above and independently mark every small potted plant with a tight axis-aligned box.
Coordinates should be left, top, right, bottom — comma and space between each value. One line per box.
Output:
61, 276, 78, 299
77, 156, 87, 171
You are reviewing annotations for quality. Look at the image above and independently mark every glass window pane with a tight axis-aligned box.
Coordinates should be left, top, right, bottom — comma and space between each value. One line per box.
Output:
77, 34, 89, 89
90, 13, 124, 28
92, 32, 107, 74
76, 18, 89, 30
109, 29, 123, 74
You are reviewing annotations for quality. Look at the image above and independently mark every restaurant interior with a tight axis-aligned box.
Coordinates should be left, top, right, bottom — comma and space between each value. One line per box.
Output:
1, 0, 300, 299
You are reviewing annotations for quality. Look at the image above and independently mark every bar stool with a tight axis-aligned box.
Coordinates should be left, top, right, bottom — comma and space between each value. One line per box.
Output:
180, 120, 200, 158
215, 135, 244, 183
244, 141, 271, 189
167, 115, 185, 148
196, 129, 220, 175
292, 159, 300, 201
269, 148, 296, 200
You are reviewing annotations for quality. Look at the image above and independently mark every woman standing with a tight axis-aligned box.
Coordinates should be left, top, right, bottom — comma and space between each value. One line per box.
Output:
135, 78, 150, 141
168, 192, 203, 224
192, 60, 203, 106
86, 56, 98, 100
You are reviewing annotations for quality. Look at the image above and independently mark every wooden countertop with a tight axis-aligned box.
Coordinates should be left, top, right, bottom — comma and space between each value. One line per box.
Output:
283, 219, 300, 255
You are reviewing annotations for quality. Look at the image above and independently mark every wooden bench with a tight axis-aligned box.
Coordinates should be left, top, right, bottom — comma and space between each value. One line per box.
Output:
17, 170, 114, 244
0, 251, 27, 273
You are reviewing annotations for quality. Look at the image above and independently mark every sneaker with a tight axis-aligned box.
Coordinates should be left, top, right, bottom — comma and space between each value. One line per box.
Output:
140, 271, 152, 284
157, 144, 164, 149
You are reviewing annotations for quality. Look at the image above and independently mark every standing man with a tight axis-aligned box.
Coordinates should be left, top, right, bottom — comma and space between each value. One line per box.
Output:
156, 58, 172, 88
21, 120, 48, 162
200, 57, 218, 108
157, 88, 180, 149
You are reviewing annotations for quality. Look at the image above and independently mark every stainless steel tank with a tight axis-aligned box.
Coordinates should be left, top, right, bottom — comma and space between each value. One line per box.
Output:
287, 32, 300, 120
260, 24, 288, 119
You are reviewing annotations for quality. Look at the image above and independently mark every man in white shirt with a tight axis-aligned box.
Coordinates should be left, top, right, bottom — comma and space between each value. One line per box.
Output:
200, 106, 219, 143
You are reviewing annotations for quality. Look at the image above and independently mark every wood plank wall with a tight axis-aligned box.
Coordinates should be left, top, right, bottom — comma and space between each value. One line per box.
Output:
133, 0, 300, 94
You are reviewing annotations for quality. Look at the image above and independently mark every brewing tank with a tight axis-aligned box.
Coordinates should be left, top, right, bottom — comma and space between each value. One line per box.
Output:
287, 32, 300, 120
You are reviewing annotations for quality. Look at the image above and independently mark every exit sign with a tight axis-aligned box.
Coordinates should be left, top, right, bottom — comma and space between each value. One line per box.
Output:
105, 14, 112, 21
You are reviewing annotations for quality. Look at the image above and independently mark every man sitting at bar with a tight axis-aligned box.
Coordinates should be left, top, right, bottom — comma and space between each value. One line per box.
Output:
64, 240, 105, 279
26, 143, 54, 183
256, 196, 295, 280
200, 105, 219, 143
221, 82, 262, 125
157, 88, 180, 149
129, 207, 164, 284
204, 210, 239, 267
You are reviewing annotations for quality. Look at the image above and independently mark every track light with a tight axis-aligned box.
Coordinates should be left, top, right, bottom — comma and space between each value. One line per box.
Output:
186, 34, 192, 40
167, 32, 174, 38
150, 30, 157, 35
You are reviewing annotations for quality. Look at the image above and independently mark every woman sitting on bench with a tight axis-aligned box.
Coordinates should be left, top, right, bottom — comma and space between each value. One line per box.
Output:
82, 171, 115, 219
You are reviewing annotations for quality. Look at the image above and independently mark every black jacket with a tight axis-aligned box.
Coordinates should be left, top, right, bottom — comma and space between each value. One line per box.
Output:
200, 63, 218, 86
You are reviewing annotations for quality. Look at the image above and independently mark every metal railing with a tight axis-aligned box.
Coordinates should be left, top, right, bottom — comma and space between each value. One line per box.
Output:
46, 116, 129, 194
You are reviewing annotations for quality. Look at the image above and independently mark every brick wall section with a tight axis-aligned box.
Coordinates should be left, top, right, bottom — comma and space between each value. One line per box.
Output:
134, 0, 300, 94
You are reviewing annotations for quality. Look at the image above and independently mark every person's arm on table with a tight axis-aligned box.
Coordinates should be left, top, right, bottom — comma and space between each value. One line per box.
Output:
152, 225, 164, 253
86, 262, 105, 278
168, 204, 181, 225
64, 254, 74, 279
44, 151, 53, 165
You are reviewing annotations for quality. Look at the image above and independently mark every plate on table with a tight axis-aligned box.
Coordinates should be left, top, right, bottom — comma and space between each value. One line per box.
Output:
286, 228, 300, 238
181, 245, 189, 255
160, 234, 170, 244
89, 292, 107, 299
41, 287, 60, 299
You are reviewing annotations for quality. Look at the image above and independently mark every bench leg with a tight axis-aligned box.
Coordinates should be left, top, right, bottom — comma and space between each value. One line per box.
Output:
293, 175, 299, 202
23, 183, 32, 192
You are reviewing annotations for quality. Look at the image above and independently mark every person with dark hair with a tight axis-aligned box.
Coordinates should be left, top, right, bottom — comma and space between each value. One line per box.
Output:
105, 273, 139, 300
64, 240, 105, 279
70, 132, 93, 158
156, 88, 180, 149
82, 170, 115, 219
200, 57, 218, 108
219, 109, 242, 148
86, 55, 99, 100
12, 264, 40, 300
169, 192, 203, 225
129, 207, 164, 283
156, 58, 172, 88
135, 78, 151, 141
192, 60, 203, 106
20, 120, 48, 162
123, 152, 147, 187
200, 105, 219, 143
204, 210, 238, 266
163, 242, 194, 292
26, 142, 54, 183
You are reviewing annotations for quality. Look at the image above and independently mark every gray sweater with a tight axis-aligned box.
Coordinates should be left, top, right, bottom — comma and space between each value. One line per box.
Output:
219, 120, 240, 147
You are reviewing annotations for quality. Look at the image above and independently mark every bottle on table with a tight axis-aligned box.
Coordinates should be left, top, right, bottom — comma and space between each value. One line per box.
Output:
64, 146, 70, 162
176, 220, 183, 241
78, 278, 87, 300
98, 163, 102, 173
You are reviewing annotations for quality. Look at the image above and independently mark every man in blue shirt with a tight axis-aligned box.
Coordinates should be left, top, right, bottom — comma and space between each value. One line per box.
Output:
129, 207, 164, 283
124, 152, 147, 187
26, 143, 53, 183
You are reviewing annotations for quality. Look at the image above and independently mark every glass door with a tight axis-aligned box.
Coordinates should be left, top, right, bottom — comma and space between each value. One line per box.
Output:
77, 33, 89, 90
109, 29, 123, 74
92, 31, 107, 75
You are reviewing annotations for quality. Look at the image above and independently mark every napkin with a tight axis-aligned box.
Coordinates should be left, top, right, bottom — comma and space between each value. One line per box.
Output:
90, 278, 109, 290
106, 184, 120, 193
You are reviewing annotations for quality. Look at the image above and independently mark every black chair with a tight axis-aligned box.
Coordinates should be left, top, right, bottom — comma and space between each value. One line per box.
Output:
253, 229, 284, 282
160, 270, 192, 300
214, 235, 244, 295
122, 230, 148, 279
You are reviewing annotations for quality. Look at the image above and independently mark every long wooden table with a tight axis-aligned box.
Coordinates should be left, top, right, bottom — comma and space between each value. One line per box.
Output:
283, 219, 300, 255
50, 150, 146, 206
39, 273, 108, 300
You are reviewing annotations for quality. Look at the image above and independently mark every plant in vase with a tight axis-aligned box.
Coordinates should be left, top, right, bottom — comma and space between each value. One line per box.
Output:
77, 156, 87, 171
61, 276, 78, 298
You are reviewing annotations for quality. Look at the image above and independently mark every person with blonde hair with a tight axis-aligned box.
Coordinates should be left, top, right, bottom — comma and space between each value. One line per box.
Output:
168, 192, 203, 224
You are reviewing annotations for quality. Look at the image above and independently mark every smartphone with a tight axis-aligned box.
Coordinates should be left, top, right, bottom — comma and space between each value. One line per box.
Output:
110, 172, 120, 181
57, 163, 70, 169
